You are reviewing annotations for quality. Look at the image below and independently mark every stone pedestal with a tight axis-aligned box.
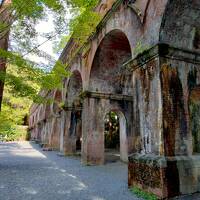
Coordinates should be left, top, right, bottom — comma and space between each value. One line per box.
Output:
128, 154, 200, 199
63, 137, 76, 155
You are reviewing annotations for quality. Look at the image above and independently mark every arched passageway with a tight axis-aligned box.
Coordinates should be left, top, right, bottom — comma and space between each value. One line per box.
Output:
50, 90, 62, 150
82, 29, 132, 164
67, 71, 83, 107
64, 70, 83, 155
52, 90, 62, 114
104, 111, 127, 163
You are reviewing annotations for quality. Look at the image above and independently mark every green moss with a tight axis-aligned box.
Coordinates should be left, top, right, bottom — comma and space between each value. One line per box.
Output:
133, 41, 150, 57
130, 187, 158, 200
79, 90, 91, 99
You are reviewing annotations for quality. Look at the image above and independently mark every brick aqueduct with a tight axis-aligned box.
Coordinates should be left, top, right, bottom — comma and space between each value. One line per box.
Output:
29, 0, 200, 199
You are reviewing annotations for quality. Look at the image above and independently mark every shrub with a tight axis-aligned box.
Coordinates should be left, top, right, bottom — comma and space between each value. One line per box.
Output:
0, 125, 29, 142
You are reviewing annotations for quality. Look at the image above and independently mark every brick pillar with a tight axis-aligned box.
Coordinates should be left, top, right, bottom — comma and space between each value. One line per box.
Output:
59, 111, 65, 152
160, 63, 190, 157
82, 97, 104, 165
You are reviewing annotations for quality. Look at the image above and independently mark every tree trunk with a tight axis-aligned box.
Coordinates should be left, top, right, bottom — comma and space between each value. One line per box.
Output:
0, 0, 11, 111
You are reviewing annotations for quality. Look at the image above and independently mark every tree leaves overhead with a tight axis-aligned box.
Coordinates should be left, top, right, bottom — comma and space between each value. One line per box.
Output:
0, 0, 103, 135
0, 63, 38, 138
11, 0, 63, 19
68, 0, 99, 9
69, 9, 101, 43
0, 0, 101, 105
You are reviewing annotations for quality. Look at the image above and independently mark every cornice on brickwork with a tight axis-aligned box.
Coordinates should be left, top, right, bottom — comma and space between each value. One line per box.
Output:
80, 91, 133, 101
124, 43, 200, 71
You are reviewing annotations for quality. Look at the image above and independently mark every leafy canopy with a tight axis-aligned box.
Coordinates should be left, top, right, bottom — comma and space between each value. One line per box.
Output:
0, 0, 101, 100
0, 0, 103, 135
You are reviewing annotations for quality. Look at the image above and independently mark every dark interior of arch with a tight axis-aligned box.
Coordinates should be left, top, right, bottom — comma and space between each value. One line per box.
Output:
67, 71, 83, 106
55, 90, 62, 102
89, 30, 132, 94
53, 90, 62, 114
67, 71, 83, 152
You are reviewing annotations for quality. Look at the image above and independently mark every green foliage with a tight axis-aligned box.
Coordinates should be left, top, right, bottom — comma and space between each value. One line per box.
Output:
0, 108, 30, 141
70, 10, 101, 44
53, 35, 71, 54
68, 0, 99, 9
0, 64, 36, 141
104, 112, 120, 149
133, 40, 150, 57
0, 48, 71, 101
54, 0, 101, 55
0, 0, 101, 99
0, 50, 42, 100
0, 0, 103, 140
130, 187, 158, 200
40, 61, 72, 90
0, 124, 29, 142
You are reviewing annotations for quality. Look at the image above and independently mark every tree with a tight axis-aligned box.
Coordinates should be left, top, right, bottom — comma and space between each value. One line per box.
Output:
0, 0, 11, 111
0, 0, 103, 137
0, 63, 36, 141
0, 0, 101, 111
0, 0, 67, 110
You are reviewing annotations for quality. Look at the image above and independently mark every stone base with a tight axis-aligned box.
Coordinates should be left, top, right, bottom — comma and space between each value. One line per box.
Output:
128, 154, 200, 199
63, 138, 76, 156
42, 147, 53, 151
34, 139, 41, 144
39, 143, 48, 148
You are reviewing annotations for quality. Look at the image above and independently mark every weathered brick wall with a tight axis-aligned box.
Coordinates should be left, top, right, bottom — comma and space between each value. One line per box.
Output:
128, 44, 200, 198
131, 57, 162, 155
29, 1, 200, 198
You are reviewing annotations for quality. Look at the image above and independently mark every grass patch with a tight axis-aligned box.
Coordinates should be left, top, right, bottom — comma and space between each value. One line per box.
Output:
130, 186, 158, 200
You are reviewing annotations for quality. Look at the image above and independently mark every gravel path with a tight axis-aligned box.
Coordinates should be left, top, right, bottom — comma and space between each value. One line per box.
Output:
0, 141, 140, 200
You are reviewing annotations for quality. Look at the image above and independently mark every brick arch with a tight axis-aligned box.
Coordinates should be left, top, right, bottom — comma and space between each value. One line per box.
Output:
41, 90, 53, 117
87, 28, 133, 77
66, 70, 83, 107
54, 90, 62, 102
88, 29, 132, 94
84, 0, 168, 90
51, 89, 62, 116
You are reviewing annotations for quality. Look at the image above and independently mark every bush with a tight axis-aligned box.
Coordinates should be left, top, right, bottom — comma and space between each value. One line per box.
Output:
0, 125, 29, 142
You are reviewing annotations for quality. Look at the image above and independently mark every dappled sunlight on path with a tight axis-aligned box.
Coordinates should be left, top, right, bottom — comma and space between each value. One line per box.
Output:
0, 141, 139, 200
0, 142, 47, 158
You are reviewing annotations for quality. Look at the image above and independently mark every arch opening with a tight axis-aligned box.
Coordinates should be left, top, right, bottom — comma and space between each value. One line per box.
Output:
66, 70, 83, 107
52, 90, 62, 114
104, 111, 128, 163
66, 71, 83, 106
66, 70, 83, 154
89, 30, 132, 94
